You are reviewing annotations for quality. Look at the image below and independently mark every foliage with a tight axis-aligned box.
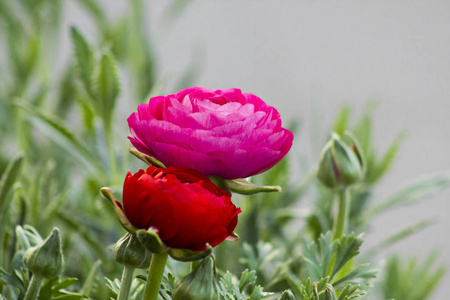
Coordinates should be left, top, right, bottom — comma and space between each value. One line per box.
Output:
0, 0, 448, 300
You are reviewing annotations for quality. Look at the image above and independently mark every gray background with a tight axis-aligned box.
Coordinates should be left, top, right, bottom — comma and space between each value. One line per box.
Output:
69, 1, 450, 298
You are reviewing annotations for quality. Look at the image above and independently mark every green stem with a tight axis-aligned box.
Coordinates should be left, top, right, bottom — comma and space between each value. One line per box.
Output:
332, 188, 349, 240
143, 252, 168, 300
117, 266, 135, 300
24, 274, 44, 300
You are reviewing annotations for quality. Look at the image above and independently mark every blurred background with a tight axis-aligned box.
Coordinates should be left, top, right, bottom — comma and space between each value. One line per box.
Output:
79, 1, 450, 298
1, 0, 449, 299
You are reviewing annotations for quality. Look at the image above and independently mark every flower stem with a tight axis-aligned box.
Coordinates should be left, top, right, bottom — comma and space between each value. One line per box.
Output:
24, 274, 44, 300
118, 266, 135, 300
332, 188, 349, 240
143, 252, 168, 300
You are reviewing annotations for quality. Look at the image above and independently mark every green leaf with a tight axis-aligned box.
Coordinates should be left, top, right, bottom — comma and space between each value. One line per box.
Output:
367, 172, 450, 219
332, 106, 350, 137
52, 277, 78, 292
105, 277, 120, 296
80, 260, 101, 296
367, 132, 405, 183
95, 51, 120, 128
332, 264, 376, 286
238, 269, 256, 293
337, 284, 364, 300
0, 156, 23, 264
362, 218, 436, 259
15, 102, 102, 174
302, 232, 335, 281
331, 234, 363, 279
381, 252, 446, 300
70, 26, 95, 97
39, 277, 59, 300
72, 0, 106, 29
0, 155, 23, 213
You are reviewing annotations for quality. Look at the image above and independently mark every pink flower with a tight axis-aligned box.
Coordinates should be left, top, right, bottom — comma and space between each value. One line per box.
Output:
127, 87, 293, 179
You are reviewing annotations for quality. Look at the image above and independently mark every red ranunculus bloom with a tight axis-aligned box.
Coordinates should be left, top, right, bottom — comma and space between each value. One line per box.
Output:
127, 86, 293, 180
121, 166, 241, 251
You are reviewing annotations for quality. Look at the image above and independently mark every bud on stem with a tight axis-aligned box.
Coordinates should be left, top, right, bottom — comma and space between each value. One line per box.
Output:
23, 228, 63, 278
172, 255, 220, 300
317, 132, 364, 189
23, 228, 64, 300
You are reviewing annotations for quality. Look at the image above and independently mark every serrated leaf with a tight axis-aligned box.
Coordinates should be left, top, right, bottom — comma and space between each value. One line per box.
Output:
95, 51, 120, 128
367, 172, 450, 219
0, 155, 23, 211
38, 277, 59, 300
238, 269, 256, 292
323, 284, 337, 300
0, 155, 23, 262
332, 106, 350, 136
331, 235, 363, 279
70, 26, 95, 97
80, 260, 101, 296
72, 0, 106, 28
362, 218, 436, 259
367, 132, 405, 183
15, 103, 102, 174
332, 264, 376, 286
53, 294, 88, 300
105, 277, 120, 296
52, 277, 78, 292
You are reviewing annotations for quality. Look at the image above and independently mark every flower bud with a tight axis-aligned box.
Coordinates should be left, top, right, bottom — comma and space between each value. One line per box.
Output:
23, 228, 63, 278
278, 290, 295, 300
323, 284, 337, 300
172, 255, 220, 300
317, 132, 364, 188
114, 233, 151, 269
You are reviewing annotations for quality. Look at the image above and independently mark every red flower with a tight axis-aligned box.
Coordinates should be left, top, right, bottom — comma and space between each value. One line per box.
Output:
121, 166, 241, 251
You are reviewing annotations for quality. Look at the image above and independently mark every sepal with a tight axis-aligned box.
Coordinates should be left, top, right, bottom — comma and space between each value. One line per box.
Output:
136, 228, 168, 254
129, 147, 166, 168
226, 232, 239, 242
168, 244, 213, 262
172, 255, 220, 300
226, 178, 282, 195
101, 187, 138, 234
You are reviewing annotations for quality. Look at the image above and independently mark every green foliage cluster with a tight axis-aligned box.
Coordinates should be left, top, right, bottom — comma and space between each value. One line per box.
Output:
0, 0, 448, 299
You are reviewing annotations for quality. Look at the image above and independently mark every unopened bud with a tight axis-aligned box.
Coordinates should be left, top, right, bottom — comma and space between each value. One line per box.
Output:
172, 255, 220, 300
323, 284, 337, 300
114, 233, 151, 269
23, 228, 63, 278
317, 131, 364, 188
278, 289, 295, 300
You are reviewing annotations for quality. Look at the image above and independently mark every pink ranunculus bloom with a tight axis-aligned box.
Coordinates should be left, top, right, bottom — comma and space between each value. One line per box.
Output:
127, 87, 294, 180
